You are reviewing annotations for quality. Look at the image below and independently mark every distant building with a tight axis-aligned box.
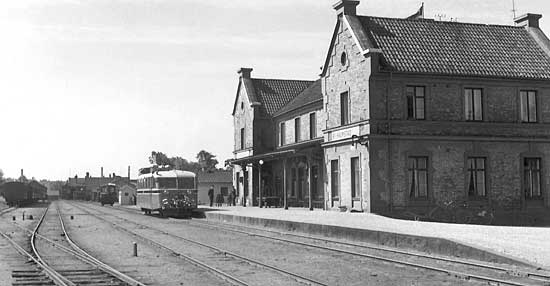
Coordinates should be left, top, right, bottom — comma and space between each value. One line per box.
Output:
197, 171, 232, 205
118, 183, 137, 205
63, 172, 127, 201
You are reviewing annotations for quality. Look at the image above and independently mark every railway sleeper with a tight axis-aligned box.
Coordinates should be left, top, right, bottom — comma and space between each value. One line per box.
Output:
506, 269, 529, 278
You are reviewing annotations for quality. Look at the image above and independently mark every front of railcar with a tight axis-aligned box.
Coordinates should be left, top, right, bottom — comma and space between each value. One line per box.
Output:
158, 170, 197, 217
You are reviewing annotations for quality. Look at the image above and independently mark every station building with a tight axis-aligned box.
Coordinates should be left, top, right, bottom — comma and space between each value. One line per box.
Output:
228, 0, 550, 216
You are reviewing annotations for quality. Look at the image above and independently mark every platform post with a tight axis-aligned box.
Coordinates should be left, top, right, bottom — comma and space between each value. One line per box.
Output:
307, 154, 313, 211
133, 242, 138, 257
283, 158, 288, 210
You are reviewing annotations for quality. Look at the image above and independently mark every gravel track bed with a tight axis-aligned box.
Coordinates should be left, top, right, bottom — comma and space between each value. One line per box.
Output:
71, 201, 315, 286
77, 201, 484, 286
59, 201, 235, 286
182, 219, 550, 286
0, 205, 51, 286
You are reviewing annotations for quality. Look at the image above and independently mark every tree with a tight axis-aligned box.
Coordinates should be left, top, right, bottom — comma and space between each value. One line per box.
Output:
0, 169, 4, 183
149, 151, 173, 167
196, 150, 219, 172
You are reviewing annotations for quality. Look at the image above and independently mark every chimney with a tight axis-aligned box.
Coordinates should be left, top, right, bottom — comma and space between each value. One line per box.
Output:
20, 169, 23, 177
515, 13, 542, 28
333, 0, 360, 16
86, 172, 90, 179
101, 167, 104, 177
238, 68, 253, 79
128, 166, 131, 181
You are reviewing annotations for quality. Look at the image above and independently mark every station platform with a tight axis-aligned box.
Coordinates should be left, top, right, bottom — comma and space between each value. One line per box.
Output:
195, 205, 550, 269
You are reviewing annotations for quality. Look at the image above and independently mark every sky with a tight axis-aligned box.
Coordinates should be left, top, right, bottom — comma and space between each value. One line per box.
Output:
0, 0, 549, 180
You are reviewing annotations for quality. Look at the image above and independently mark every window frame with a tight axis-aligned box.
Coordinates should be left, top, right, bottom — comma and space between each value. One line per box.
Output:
351, 157, 360, 199
280, 122, 286, 146
466, 157, 487, 199
330, 160, 340, 200
240, 128, 245, 150
408, 156, 429, 200
520, 90, 538, 123
294, 117, 301, 143
340, 91, 350, 126
524, 157, 543, 200
464, 88, 483, 121
406, 86, 425, 120
309, 112, 316, 139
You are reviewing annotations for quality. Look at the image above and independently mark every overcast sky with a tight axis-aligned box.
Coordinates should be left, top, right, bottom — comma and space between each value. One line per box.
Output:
1, 0, 549, 180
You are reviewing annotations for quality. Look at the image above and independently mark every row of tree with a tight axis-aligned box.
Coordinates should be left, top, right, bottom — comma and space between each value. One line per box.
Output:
148, 150, 225, 173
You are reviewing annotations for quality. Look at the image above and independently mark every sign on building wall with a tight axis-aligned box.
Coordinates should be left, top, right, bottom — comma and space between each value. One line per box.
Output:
329, 126, 360, 142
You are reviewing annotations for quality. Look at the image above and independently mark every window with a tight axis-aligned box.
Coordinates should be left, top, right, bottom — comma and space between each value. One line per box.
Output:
241, 102, 244, 110
340, 92, 349, 126
524, 158, 542, 200
158, 178, 177, 189
465, 88, 483, 121
330, 160, 340, 199
280, 122, 286, 146
240, 128, 245, 149
408, 157, 428, 199
351, 157, 360, 198
309, 113, 316, 139
406, 86, 425, 120
340, 52, 347, 66
294, 117, 301, 142
467, 157, 486, 197
520, 91, 537, 123
177, 177, 195, 189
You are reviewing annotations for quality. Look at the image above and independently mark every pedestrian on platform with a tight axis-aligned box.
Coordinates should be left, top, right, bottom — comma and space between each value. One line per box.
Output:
208, 185, 214, 207
215, 193, 224, 207
227, 190, 233, 206
231, 187, 236, 206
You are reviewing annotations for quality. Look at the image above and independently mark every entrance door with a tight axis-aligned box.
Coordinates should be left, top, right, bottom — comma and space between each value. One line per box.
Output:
311, 165, 318, 201
243, 170, 248, 206
298, 168, 305, 202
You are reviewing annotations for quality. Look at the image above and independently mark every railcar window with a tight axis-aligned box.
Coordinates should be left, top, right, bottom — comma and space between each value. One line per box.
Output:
177, 178, 195, 189
158, 178, 177, 188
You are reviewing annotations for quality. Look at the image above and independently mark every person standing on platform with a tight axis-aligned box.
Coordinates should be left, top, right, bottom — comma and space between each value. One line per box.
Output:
208, 185, 214, 207
231, 187, 236, 206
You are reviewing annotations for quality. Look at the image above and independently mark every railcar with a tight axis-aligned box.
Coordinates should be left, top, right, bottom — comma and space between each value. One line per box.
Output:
137, 166, 197, 217
98, 183, 118, 206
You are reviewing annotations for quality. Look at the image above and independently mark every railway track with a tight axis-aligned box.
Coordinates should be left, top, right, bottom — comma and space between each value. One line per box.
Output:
69, 201, 330, 286
0, 203, 146, 286
108, 203, 550, 286
181, 219, 550, 285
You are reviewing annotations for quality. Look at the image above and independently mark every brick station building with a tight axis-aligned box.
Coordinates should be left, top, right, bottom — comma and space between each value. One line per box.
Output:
228, 0, 550, 217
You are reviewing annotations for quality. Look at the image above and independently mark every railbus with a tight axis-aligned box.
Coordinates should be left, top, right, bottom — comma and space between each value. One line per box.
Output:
98, 183, 118, 206
136, 166, 198, 217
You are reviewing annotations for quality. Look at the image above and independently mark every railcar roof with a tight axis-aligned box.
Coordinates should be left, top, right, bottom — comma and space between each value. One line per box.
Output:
138, 169, 195, 179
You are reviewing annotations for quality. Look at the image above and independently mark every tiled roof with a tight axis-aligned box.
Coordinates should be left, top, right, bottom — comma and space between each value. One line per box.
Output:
251, 79, 314, 116
356, 16, 550, 79
197, 171, 232, 183
274, 79, 322, 117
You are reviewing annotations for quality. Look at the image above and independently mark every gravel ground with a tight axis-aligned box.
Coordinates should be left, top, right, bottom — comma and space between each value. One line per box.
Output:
59, 201, 232, 286
79, 201, 489, 286
193, 206, 550, 269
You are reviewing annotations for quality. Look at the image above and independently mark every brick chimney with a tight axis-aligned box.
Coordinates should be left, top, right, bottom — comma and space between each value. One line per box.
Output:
515, 13, 542, 28
101, 167, 104, 177
333, 0, 360, 16
238, 68, 253, 79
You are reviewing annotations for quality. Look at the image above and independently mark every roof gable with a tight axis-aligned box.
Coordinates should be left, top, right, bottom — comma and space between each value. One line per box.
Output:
358, 16, 550, 79
274, 79, 322, 117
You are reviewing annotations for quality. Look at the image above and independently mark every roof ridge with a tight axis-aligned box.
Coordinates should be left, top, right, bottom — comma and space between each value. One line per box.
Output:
251, 77, 315, 83
358, 15, 523, 29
